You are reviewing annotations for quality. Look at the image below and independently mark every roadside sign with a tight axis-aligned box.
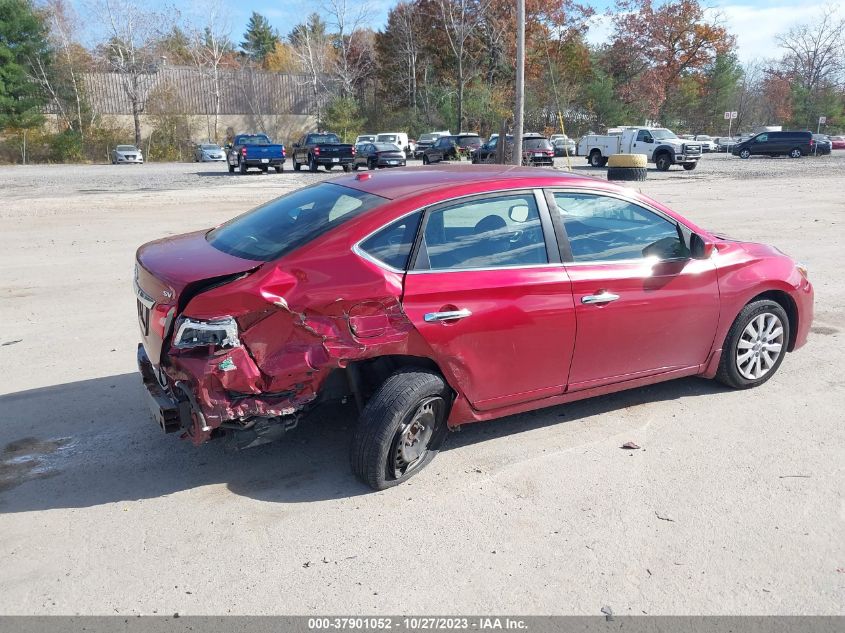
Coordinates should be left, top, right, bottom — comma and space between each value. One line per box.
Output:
819, 116, 826, 124
731, 111, 738, 119
724, 112, 731, 120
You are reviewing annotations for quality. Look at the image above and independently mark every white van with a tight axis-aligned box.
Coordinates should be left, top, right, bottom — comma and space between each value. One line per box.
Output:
376, 133, 414, 157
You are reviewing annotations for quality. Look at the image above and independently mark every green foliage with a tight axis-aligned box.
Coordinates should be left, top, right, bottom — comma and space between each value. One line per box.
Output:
323, 97, 366, 143
49, 129, 83, 161
241, 12, 279, 63
0, 0, 50, 130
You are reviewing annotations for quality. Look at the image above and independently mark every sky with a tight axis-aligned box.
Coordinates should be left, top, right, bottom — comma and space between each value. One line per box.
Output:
73, 0, 831, 64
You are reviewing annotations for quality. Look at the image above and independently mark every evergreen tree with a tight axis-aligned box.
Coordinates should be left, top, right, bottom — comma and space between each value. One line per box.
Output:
0, 0, 51, 130
240, 12, 279, 64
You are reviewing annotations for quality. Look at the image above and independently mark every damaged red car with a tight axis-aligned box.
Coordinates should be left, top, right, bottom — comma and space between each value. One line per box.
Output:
135, 166, 813, 489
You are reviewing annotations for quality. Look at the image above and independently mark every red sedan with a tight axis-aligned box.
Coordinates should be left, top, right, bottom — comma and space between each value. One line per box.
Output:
829, 135, 845, 150
135, 166, 813, 489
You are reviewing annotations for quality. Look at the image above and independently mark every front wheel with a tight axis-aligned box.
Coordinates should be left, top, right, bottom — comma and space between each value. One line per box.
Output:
682, 162, 697, 171
715, 299, 789, 389
350, 370, 450, 490
739, 149, 751, 159
655, 154, 672, 171
789, 148, 802, 158
422, 155, 429, 165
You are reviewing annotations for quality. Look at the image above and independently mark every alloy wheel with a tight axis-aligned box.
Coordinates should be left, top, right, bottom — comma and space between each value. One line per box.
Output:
736, 312, 784, 380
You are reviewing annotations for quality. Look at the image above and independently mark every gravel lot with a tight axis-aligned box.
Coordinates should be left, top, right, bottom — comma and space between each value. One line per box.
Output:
0, 153, 843, 615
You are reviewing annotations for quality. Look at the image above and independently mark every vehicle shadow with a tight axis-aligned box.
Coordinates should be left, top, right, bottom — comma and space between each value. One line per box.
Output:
0, 371, 726, 513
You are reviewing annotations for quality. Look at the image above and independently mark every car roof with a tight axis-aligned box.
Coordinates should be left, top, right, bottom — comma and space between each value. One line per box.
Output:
333, 164, 615, 200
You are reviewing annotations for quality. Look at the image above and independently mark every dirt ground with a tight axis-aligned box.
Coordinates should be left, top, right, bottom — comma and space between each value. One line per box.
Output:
0, 153, 843, 615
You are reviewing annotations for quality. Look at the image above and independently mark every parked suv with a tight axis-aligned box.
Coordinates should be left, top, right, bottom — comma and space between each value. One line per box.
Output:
135, 166, 813, 490
422, 134, 482, 163
732, 131, 814, 159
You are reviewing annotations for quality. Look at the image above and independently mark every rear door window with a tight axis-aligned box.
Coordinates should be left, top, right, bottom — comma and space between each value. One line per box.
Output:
415, 193, 548, 270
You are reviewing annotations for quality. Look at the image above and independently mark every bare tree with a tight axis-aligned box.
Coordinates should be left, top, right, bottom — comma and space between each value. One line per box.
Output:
185, 0, 233, 142
289, 13, 333, 126
433, 0, 490, 133
776, 6, 845, 94
93, 0, 167, 146
30, 0, 90, 142
322, 0, 374, 98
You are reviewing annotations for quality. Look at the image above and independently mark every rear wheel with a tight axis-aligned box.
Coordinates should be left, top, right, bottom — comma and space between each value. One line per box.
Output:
589, 151, 604, 167
789, 148, 802, 158
682, 162, 697, 171
274, 165, 283, 173
422, 155, 429, 165
309, 156, 318, 172
227, 162, 235, 173
260, 165, 268, 173
293, 158, 301, 171
239, 159, 247, 174
350, 370, 450, 490
716, 299, 789, 389
368, 158, 376, 170
351, 162, 359, 171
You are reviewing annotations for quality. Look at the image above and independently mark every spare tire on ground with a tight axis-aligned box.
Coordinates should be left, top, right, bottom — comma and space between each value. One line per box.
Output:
607, 166, 647, 181
607, 153, 647, 168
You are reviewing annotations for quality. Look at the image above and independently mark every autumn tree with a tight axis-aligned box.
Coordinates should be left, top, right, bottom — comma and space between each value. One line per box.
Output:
289, 13, 333, 125
610, 0, 734, 122
377, 2, 423, 111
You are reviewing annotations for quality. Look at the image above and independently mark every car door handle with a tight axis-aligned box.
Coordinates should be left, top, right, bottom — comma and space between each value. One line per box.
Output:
581, 292, 620, 305
424, 309, 472, 323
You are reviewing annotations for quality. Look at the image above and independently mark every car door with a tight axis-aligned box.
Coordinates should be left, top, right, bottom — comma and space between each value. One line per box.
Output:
547, 190, 720, 391
632, 129, 655, 159
401, 190, 576, 411
752, 133, 768, 156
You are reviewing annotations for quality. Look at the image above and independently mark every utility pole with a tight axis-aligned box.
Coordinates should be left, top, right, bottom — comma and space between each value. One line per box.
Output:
512, 0, 525, 165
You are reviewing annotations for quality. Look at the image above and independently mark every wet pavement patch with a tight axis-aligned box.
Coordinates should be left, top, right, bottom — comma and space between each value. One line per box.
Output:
0, 437, 73, 492
810, 326, 838, 336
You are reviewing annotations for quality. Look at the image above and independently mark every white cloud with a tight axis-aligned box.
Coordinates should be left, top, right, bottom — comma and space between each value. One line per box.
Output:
585, 1, 831, 64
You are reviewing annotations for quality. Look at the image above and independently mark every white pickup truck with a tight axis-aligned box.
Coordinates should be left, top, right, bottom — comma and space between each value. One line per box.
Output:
577, 127, 702, 171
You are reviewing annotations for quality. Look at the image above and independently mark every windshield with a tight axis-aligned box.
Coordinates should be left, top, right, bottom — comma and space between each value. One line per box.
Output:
377, 135, 398, 142
116, 145, 137, 151
457, 137, 481, 147
523, 138, 552, 149
239, 135, 271, 145
307, 134, 341, 144
696, 135, 711, 140
201, 144, 219, 150
650, 129, 678, 140
207, 183, 386, 261
374, 143, 401, 151
419, 134, 438, 142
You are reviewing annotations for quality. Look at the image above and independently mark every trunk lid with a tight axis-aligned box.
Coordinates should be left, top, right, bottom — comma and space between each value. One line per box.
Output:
134, 230, 260, 364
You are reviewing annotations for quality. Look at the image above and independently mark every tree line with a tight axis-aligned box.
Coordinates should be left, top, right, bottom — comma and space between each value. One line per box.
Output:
1, 0, 843, 163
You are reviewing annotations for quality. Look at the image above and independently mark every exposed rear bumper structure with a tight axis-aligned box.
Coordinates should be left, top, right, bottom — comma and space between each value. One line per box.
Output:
137, 344, 187, 433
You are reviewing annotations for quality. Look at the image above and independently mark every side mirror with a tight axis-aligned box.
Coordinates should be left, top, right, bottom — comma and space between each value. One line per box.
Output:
645, 137, 654, 144
690, 233, 715, 259
508, 205, 529, 223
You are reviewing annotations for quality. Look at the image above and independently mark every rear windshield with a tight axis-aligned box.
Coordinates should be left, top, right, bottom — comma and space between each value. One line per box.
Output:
419, 134, 438, 142
374, 143, 402, 151
207, 183, 386, 261
377, 135, 398, 142
457, 137, 481, 147
523, 138, 552, 149
239, 135, 271, 145
307, 134, 341, 144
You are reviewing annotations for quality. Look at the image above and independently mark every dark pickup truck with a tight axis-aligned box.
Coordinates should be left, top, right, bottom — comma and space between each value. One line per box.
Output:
226, 133, 286, 174
292, 132, 355, 172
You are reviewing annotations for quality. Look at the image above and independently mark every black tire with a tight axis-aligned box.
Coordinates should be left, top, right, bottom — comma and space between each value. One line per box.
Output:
309, 156, 318, 172
350, 370, 450, 490
682, 162, 697, 171
739, 149, 751, 159
260, 165, 268, 173
607, 166, 647, 181
789, 148, 802, 158
368, 158, 376, 170
422, 155, 429, 165
227, 163, 235, 173
351, 163, 359, 171
715, 299, 790, 390
293, 158, 301, 171
589, 151, 604, 168
274, 165, 283, 173
655, 153, 672, 171
239, 159, 247, 174
342, 164, 350, 172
